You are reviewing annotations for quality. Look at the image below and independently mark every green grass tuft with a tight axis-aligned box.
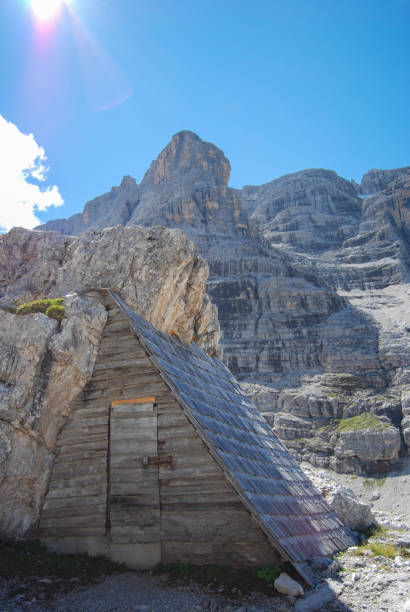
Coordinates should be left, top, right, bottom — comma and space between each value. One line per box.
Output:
335, 413, 389, 432
45, 304, 65, 321
16, 298, 65, 320
352, 541, 408, 560
320, 413, 389, 433
357, 524, 387, 539
257, 565, 281, 583
363, 477, 386, 489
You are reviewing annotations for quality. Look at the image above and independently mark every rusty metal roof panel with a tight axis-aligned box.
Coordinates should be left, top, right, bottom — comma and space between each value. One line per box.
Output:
110, 292, 355, 570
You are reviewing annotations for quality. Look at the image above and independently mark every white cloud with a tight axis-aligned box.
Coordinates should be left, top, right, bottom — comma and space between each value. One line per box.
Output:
0, 114, 63, 232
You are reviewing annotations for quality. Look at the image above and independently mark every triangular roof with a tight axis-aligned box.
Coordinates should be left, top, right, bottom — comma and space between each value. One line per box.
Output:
109, 291, 354, 581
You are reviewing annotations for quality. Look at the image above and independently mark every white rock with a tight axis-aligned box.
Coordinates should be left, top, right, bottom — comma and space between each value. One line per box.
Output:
274, 573, 304, 597
301, 463, 374, 530
326, 484, 375, 529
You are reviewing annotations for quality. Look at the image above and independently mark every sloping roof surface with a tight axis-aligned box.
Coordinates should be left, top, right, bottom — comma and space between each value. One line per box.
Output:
110, 292, 354, 571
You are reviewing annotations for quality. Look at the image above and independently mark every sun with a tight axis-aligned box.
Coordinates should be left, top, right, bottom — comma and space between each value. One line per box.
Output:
30, 0, 68, 21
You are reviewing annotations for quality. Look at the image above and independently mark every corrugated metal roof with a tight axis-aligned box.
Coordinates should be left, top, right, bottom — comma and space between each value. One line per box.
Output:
109, 291, 354, 577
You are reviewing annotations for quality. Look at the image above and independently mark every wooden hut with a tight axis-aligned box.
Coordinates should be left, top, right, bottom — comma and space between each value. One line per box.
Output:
38, 290, 353, 582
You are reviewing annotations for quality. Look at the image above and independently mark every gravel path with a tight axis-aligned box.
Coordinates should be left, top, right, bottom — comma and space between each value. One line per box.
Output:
0, 572, 286, 612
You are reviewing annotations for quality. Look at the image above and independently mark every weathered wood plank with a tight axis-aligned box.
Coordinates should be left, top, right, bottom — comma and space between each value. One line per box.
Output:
48, 473, 107, 489
40, 515, 106, 529
51, 465, 107, 480
110, 467, 158, 483
54, 449, 107, 462
57, 431, 108, 446
110, 507, 160, 525
157, 437, 204, 453
41, 504, 106, 520
43, 494, 106, 510
157, 413, 187, 427
46, 484, 106, 499
98, 338, 145, 351
110, 482, 160, 497
161, 501, 244, 512
38, 526, 106, 538
159, 483, 234, 498
157, 424, 195, 438
85, 380, 167, 396
100, 331, 136, 342
162, 540, 279, 567
91, 371, 162, 386
110, 410, 156, 420
101, 320, 132, 333
94, 357, 153, 372
160, 492, 239, 505
57, 429, 108, 443
110, 494, 160, 508
56, 439, 107, 453
159, 474, 227, 488
160, 458, 222, 476
111, 415, 156, 430
69, 405, 109, 418
112, 405, 154, 417
63, 417, 108, 429
110, 440, 157, 455
161, 509, 267, 542
157, 408, 183, 418
83, 384, 169, 400
52, 455, 107, 470
109, 450, 156, 469
110, 431, 157, 443
94, 351, 151, 365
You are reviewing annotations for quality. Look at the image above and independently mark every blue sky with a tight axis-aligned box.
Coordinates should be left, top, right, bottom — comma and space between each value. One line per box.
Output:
0, 0, 409, 230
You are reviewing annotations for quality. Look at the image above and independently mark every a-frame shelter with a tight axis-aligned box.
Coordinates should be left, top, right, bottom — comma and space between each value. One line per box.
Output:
39, 290, 353, 583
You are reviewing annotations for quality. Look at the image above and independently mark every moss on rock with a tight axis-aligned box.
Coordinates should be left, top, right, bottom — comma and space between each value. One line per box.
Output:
16, 298, 65, 320
335, 413, 389, 432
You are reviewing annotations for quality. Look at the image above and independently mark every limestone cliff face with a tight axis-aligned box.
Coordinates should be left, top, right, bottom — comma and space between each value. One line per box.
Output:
240, 169, 361, 253
0, 226, 220, 536
37, 132, 410, 474
360, 167, 410, 195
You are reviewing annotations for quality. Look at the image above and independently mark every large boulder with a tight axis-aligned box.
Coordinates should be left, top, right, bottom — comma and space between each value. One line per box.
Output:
301, 463, 375, 530
334, 427, 401, 462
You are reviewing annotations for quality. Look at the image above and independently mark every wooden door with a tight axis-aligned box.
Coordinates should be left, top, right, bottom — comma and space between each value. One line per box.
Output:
108, 398, 161, 545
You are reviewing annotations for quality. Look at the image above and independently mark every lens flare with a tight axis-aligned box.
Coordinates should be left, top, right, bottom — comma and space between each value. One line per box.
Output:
31, 0, 65, 21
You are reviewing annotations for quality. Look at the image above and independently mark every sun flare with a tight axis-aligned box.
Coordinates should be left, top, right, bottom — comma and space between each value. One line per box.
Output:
30, 0, 68, 21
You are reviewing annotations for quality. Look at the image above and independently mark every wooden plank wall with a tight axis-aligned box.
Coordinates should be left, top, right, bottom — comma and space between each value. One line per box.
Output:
39, 298, 279, 567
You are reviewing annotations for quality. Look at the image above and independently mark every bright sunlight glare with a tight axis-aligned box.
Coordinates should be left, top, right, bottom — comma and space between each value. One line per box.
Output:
30, 0, 69, 21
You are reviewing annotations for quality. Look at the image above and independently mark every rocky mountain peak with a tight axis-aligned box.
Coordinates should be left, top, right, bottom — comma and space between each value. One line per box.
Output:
119, 174, 137, 190
141, 130, 231, 190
